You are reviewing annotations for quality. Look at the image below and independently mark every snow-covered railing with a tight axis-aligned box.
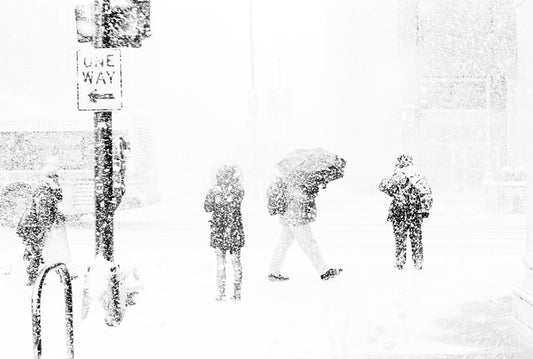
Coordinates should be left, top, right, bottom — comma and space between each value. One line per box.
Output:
31, 262, 74, 359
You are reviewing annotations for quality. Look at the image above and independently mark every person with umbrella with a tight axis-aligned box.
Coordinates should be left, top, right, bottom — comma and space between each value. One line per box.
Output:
267, 148, 345, 281
204, 164, 245, 301
379, 154, 433, 270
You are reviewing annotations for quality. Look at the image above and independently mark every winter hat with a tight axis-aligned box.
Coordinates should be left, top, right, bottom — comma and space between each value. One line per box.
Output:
216, 164, 241, 185
395, 154, 414, 169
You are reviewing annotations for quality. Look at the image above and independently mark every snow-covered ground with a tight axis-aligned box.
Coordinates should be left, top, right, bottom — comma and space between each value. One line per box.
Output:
1, 193, 532, 359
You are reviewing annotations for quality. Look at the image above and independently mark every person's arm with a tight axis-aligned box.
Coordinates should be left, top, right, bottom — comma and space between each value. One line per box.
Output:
33, 188, 55, 245
204, 189, 215, 213
236, 186, 244, 203
379, 177, 394, 196
35, 188, 53, 228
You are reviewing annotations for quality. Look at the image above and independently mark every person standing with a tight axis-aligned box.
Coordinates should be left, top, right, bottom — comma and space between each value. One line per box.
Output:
267, 171, 342, 281
379, 154, 432, 270
204, 165, 245, 301
16, 167, 64, 285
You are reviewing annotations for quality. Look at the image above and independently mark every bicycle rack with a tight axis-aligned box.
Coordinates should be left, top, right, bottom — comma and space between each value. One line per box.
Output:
31, 262, 74, 359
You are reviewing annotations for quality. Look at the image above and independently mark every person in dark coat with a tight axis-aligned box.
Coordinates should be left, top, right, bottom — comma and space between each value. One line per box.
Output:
204, 165, 245, 301
379, 154, 432, 270
16, 167, 63, 285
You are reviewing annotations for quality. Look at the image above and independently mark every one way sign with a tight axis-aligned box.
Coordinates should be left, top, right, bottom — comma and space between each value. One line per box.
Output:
77, 48, 122, 111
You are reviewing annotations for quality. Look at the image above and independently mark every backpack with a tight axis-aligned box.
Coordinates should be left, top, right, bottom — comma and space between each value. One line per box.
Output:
16, 201, 36, 243
16, 185, 44, 243
409, 173, 433, 213
267, 178, 288, 216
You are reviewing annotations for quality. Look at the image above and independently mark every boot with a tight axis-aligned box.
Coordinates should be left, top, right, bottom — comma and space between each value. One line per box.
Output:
268, 273, 289, 281
320, 268, 343, 281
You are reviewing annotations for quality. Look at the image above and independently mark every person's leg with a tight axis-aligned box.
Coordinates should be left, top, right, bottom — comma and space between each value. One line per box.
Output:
26, 259, 35, 286
392, 220, 408, 269
230, 249, 242, 300
409, 219, 424, 269
215, 248, 226, 300
268, 225, 295, 276
294, 224, 329, 275
26, 247, 41, 286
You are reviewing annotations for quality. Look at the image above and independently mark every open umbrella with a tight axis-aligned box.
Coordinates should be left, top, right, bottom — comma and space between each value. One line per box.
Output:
276, 148, 346, 186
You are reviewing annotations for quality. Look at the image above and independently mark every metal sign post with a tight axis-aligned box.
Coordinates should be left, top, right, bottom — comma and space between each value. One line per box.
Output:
75, 0, 150, 327
92, 0, 116, 261
76, 49, 120, 259
94, 111, 114, 260
77, 0, 121, 326
76, 5, 122, 260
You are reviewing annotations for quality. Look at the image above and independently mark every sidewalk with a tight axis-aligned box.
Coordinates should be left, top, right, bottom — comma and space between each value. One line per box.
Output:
0, 194, 531, 358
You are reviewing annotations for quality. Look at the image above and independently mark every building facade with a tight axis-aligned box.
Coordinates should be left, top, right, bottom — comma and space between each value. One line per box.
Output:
398, 0, 519, 192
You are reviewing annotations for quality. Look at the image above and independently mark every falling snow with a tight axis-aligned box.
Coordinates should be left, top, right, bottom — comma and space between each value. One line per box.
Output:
1, 1, 533, 358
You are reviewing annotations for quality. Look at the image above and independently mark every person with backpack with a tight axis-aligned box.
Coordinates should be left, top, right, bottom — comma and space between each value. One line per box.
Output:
379, 154, 432, 270
204, 165, 245, 301
267, 171, 342, 281
16, 167, 64, 285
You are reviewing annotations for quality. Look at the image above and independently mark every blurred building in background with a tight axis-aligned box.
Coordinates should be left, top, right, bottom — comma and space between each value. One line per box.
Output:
398, 0, 520, 192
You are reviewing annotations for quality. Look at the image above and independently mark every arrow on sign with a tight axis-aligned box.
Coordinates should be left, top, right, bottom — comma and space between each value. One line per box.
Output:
88, 90, 116, 103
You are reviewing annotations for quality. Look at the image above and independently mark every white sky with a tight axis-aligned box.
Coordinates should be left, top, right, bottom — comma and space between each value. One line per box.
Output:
0, 0, 532, 197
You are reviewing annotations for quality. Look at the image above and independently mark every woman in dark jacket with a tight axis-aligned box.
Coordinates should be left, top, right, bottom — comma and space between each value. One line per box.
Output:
204, 165, 245, 301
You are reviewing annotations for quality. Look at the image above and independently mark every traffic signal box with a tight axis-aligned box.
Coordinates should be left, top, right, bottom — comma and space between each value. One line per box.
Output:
75, 0, 151, 48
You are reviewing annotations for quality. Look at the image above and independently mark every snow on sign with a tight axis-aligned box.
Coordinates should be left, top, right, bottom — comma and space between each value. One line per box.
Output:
77, 48, 122, 111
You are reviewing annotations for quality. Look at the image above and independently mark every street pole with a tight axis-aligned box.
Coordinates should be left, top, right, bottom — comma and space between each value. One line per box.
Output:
77, 0, 149, 327
94, 111, 114, 260
93, 0, 115, 260
87, 0, 122, 327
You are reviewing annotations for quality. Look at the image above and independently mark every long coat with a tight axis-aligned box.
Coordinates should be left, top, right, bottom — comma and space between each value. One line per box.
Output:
17, 178, 63, 254
204, 181, 245, 251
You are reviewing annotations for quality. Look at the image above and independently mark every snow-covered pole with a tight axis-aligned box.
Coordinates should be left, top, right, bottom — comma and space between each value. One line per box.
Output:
93, 111, 114, 260
84, 0, 124, 328
92, 0, 115, 261
78, 0, 150, 328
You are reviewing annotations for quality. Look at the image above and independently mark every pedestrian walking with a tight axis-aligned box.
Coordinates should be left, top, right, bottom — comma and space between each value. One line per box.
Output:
204, 165, 245, 301
267, 148, 345, 281
16, 167, 64, 285
379, 154, 433, 270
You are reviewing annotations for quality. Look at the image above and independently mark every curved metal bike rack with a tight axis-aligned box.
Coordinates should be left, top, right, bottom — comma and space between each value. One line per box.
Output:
31, 262, 74, 359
